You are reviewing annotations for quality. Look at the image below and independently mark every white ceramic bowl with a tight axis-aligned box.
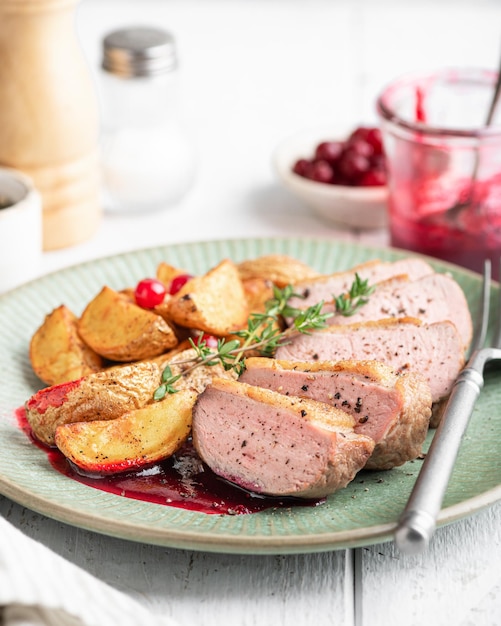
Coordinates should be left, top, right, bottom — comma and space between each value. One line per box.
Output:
273, 126, 388, 229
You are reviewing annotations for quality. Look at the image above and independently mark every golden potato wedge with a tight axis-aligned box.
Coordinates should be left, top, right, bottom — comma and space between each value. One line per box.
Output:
25, 361, 162, 446
241, 277, 274, 314
237, 254, 320, 287
29, 305, 104, 386
78, 286, 178, 361
55, 389, 197, 474
168, 259, 249, 335
156, 261, 190, 286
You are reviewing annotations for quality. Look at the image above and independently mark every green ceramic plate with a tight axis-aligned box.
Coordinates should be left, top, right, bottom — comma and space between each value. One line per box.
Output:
0, 237, 499, 555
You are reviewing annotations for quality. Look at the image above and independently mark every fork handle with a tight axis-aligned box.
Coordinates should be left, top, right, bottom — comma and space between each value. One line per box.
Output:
394, 366, 485, 555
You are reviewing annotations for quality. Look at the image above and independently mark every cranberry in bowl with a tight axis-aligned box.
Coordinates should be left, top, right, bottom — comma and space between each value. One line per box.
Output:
273, 125, 388, 229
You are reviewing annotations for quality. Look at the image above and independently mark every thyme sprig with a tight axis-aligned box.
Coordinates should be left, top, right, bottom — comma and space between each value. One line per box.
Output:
153, 275, 375, 400
333, 273, 375, 316
153, 284, 332, 400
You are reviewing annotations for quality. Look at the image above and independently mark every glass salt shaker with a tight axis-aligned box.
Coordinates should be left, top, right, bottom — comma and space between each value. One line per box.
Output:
100, 26, 196, 213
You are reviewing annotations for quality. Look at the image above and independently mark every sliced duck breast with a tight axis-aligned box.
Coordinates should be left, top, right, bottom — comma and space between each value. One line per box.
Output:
275, 317, 464, 404
240, 357, 432, 471
324, 272, 472, 350
192, 377, 375, 499
287, 258, 434, 312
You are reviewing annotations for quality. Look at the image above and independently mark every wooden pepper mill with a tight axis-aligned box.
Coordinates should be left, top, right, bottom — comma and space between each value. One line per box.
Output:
0, 0, 101, 250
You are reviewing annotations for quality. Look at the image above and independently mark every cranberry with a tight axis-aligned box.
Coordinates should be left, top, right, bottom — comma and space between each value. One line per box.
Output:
169, 273, 193, 295
337, 149, 371, 184
371, 154, 387, 171
289, 125, 387, 188
197, 333, 219, 349
292, 158, 310, 177
359, 170, 387, 187
366, 129, 384, 155
306, 160, 334, 184
345, 138, 374, 159
134, 278, 167, 309
314, 141, 344, 164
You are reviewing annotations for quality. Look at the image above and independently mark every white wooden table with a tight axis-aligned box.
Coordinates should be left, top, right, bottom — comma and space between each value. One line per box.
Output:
2, 1, 501, 624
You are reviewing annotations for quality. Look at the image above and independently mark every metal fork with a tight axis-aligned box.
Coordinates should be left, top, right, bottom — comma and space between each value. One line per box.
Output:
395, 259, 501, 555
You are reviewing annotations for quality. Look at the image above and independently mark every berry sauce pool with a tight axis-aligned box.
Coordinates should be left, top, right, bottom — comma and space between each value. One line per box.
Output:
16, 407, 322, 515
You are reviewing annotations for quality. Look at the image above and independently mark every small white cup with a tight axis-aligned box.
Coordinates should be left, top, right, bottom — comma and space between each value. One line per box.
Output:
0, 167, 42, 293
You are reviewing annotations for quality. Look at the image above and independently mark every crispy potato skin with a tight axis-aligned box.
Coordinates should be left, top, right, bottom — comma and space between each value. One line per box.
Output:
237, 254, 319, 287
25, 361, 162, 446
30, 305, 104, 385
78, 286, 178, 361
168, 259, 249, 335
55, 389, 197, 474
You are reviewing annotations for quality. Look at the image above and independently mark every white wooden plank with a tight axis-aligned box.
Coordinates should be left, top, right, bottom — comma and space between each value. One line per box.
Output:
358, 501, 501, 625
0, 496, 352, 626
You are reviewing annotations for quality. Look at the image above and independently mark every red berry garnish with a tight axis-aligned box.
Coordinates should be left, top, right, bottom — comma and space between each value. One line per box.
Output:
134, 278, 166, 309
197, 333, 219, 349
169, 273, 193, 295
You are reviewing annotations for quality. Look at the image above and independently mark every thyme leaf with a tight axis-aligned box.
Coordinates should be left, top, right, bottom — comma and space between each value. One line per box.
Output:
333, 273, 375, 316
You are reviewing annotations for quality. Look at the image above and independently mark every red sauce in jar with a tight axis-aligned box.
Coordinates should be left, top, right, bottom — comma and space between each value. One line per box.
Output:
389, 172, 501, 279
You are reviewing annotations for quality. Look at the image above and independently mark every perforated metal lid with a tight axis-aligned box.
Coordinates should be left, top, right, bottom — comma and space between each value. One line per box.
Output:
102, 26, 177, 77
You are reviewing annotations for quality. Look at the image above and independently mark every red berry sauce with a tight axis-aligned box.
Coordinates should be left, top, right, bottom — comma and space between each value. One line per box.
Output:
389, 172, 501, 279
25, 379, 82, 414
16, 408, 323, 515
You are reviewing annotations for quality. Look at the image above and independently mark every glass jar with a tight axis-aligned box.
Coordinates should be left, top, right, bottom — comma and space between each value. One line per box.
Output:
377, 67, 501, 278
100, 26, 196, 214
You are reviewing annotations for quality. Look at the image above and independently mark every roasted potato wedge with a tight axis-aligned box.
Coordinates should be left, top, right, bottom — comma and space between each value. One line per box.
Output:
168, 259, 249, 335
237, 254, 320, 287
156, 261, 190, 286
55, 389, 197, 474
25, 361, 162, 446
78, 286, 178, 361
241, 277, 274, 314
29, 305, 104, 385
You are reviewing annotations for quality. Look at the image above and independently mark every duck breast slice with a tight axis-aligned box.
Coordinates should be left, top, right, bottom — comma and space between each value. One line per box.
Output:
287, 258, 434, 312
192, 378, 375, 499
240, 357, 432, 471
323, 272, 472, 351
275, 317, 464, 404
